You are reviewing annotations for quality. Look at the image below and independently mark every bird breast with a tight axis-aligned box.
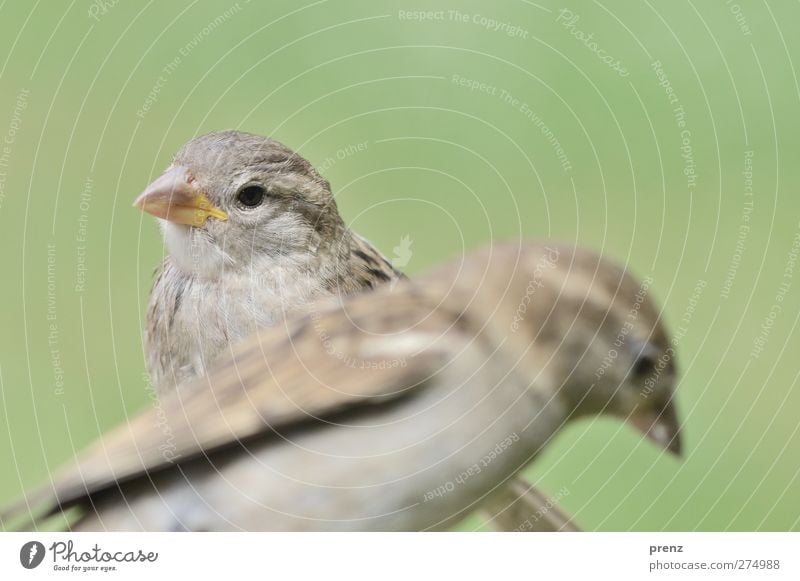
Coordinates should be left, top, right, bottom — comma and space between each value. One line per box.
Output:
145, 257, 330, 394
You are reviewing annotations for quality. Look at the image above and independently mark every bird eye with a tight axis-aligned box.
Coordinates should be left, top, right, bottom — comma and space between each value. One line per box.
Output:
632, 353, 657, 379
237, 185, 265, 208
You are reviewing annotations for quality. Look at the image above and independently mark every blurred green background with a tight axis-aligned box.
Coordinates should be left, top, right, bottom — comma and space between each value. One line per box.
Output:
1, 0, 799, 531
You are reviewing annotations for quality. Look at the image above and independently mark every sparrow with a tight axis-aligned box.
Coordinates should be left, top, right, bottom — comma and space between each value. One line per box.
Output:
135, 130, 576, 530
2, 243, 681, 531
135, 130, 402, 395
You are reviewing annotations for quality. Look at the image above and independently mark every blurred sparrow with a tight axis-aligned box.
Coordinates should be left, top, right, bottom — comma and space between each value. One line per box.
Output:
135, 130, 575, 531
134, 130, 402, 394
3, 243, 680, 531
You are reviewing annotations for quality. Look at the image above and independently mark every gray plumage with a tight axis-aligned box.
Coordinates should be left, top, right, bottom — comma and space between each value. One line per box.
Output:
141, 131, 402, 393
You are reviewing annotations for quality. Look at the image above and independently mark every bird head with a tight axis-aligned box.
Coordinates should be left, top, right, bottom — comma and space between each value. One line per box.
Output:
476, 244, 682, 456
539, 246, 681, 455
134, 130, 345, 279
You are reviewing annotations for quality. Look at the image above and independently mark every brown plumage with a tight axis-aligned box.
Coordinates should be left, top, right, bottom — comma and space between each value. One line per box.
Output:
136, 130, 577, 531
2, 243, 680, 531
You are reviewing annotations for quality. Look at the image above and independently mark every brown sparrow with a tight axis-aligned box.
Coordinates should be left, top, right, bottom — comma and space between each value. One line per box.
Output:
135, 130, 577, 531
2, 243, 680, 531
135, 130, 402, 394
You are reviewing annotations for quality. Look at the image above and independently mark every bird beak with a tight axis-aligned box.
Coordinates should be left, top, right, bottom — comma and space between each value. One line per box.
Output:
133, 165, 228, 227
628, 395, 682, 456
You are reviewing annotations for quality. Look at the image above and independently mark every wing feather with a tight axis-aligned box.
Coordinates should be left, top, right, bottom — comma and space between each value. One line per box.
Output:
4, 289, 451, 524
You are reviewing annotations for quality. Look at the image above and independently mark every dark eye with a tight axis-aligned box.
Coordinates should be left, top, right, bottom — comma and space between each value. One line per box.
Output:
237, 185, 265, 207
632, 353, 657, 379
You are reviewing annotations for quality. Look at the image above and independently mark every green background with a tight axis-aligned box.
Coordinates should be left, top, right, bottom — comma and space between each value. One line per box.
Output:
1, 0, 799, 531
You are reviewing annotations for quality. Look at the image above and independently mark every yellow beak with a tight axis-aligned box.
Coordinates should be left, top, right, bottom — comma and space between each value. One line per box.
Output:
133, 166, 228, 227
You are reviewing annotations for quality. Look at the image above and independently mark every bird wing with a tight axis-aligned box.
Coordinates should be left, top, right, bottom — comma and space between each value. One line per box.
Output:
348, 232, 406, 288
3, 288, 451, 523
